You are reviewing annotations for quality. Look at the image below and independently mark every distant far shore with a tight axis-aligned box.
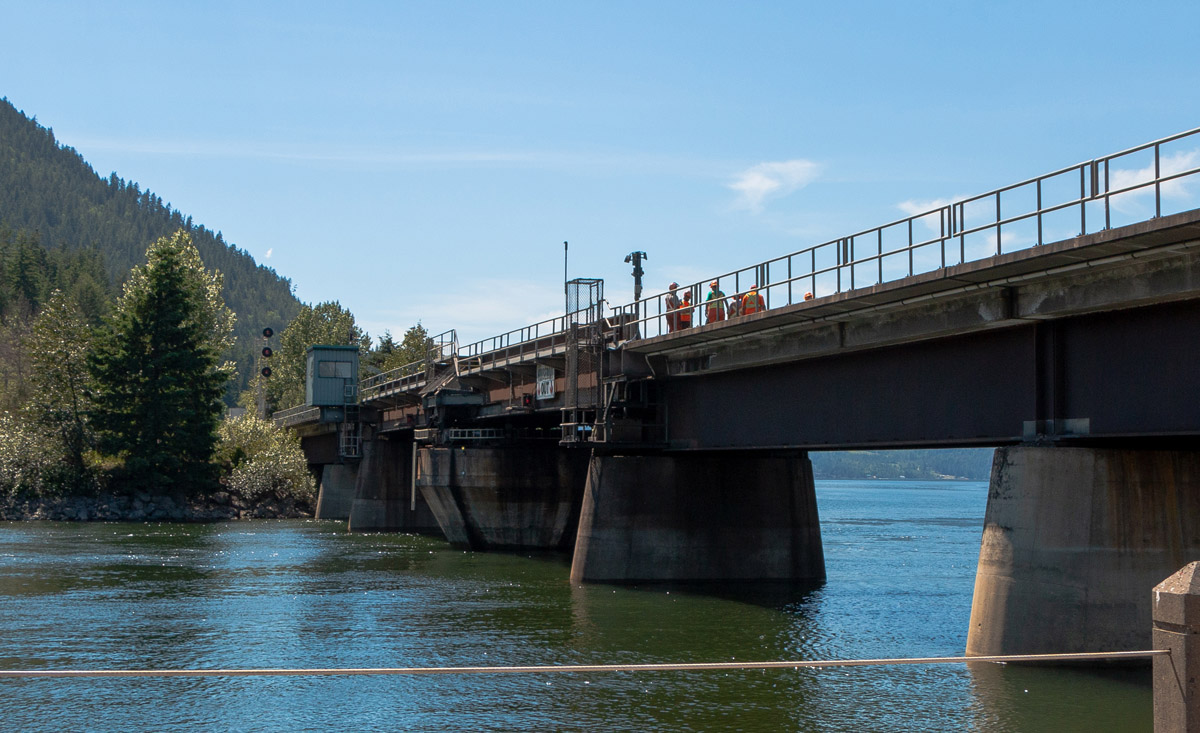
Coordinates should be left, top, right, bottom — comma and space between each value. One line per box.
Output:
813, 474, 981, 481
1, 490, 312, 522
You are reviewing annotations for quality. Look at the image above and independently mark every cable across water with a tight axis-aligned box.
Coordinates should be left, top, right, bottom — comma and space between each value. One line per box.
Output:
0, 650, 1167, 679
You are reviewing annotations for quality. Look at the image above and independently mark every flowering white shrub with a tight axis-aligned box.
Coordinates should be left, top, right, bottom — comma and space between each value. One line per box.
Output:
216, 413, 315, 503
0, 412, 60, 500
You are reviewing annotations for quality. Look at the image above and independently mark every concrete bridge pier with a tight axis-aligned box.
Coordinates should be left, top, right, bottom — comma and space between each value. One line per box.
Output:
967, 445, 1200, 657
569, 450, 825, 584
348, 435, 440, 533
416, 445, 590, 551
314, 463, 358, 520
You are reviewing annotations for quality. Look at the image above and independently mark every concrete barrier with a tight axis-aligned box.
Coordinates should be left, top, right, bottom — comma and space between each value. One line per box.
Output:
1154, 562, 1200, 731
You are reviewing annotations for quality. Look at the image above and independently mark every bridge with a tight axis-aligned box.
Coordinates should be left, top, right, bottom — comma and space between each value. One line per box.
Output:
277, 127, 1200, 660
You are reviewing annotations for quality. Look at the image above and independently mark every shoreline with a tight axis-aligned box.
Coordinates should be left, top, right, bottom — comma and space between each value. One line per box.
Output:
0, 491, 312, 522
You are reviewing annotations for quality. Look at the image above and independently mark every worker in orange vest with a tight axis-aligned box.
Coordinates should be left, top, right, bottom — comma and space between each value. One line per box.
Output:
678, 290, 694, 329
742, 284, 766, 315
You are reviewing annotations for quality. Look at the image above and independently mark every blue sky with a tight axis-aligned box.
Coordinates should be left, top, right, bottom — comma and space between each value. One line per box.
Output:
3, 1, 1199, 345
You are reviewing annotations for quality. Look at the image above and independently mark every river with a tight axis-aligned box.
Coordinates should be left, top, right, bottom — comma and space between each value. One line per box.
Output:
0, 480, 1149, 732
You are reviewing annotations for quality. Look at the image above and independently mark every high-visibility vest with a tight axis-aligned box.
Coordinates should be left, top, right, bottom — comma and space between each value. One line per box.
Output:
705, 291, 726, 321
742, 290, 765, 315
679, 300, 693, 326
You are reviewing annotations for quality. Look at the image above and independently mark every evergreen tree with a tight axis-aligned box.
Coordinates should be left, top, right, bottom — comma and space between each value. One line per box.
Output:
0, 98, 302, 401
365, 330, 397, 372
88, 231, 233, 496
376, 322, 431, 373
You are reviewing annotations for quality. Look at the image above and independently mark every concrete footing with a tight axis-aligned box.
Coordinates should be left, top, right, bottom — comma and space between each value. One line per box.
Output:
314, 463, 358, 520
967, 446, 1200, 656
416, 445, 590, 551
1153, 562, 1200, 732
348, 437, 440, 533
569, 451, 824, 583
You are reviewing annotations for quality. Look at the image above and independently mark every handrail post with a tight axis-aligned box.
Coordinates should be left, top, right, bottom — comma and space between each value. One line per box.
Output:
1155, 143, 1162, 219
1153, 562, 1200, 731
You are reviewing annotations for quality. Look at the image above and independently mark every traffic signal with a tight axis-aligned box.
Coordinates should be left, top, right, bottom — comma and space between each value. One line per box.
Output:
260, 327, 273, 378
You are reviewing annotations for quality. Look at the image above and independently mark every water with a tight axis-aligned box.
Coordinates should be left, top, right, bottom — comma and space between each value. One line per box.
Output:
0, 480, 1149, 731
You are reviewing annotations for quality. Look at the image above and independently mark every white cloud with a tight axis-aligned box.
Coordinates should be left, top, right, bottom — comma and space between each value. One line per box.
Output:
896, 195, 968, 234
264, 248, 273, 259
728, 160, 821, 214
1108, 149, 1200, 214
66, 135, 730, 177
896, 196, 963, 218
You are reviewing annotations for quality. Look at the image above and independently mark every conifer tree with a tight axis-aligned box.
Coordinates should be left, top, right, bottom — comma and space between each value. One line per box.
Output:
88, 231, 234, 495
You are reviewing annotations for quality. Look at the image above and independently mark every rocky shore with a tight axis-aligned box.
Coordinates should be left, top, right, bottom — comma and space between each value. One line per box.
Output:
0, 491, 312, 522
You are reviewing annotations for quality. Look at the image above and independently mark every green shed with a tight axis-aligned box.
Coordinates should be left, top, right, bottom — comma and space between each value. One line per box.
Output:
305, 345, 360, 407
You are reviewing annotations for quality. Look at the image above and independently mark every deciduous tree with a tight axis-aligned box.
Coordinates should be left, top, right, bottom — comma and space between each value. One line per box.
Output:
266, 301, 368, 410
24, 290, 94, 479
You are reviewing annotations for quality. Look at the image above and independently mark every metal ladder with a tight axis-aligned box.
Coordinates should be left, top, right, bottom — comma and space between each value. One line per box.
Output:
339, 383, 361, 459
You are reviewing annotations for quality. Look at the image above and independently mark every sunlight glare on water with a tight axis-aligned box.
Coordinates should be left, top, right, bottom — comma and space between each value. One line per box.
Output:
0, 480, 1150, 731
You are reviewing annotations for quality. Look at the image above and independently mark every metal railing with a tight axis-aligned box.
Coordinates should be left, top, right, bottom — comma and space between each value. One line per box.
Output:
457, 307, 598, 373
272, 404, 320, 428
614, 126, 1200, 339
274, 127, 1200, 425
359, 358, 426, 401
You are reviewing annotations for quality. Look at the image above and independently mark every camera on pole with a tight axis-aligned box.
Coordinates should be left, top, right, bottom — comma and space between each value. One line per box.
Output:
624, 251, 647, 302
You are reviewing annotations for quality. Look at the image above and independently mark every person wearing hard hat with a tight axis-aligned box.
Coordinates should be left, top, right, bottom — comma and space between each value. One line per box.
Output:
742, 284, 766, 315
679, 289, 694, 329
664, 282, 681, 332
704, 280, 727, 323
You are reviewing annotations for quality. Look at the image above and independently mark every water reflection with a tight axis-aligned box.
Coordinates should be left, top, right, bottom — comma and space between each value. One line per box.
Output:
967, 661, 1152, 733
0, 482, 1155, 731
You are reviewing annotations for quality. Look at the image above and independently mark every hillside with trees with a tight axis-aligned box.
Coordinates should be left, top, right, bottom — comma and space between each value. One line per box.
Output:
0, 98, 301, 401
2, 232, 316, 518
810, 448, 994, 481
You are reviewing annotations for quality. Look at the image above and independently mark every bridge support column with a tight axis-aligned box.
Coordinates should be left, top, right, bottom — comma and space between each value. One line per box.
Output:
416, 445, 590, 551
314, 463, 358, 520
569, 451, 824, 584
967, 446, 1200, 656
348, 436, 439, 533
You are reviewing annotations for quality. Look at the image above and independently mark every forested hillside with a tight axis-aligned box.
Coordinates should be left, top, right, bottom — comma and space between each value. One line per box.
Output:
810, 448, 994, 480
0, 98, 301, 400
